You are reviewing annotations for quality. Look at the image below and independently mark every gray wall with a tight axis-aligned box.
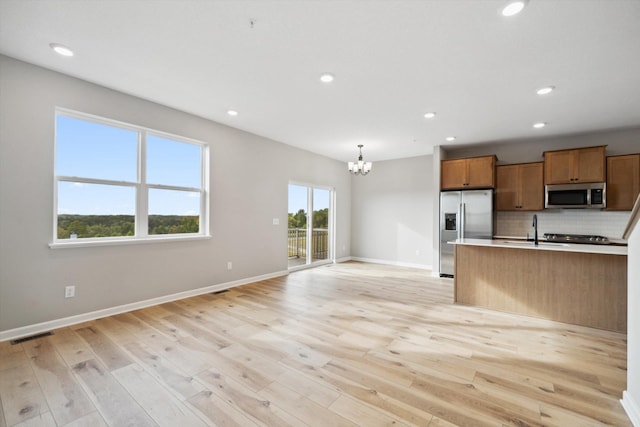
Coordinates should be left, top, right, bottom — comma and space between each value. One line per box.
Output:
624, 213, 640, 424
351, 155, 433, 268
0, 55, 351, 332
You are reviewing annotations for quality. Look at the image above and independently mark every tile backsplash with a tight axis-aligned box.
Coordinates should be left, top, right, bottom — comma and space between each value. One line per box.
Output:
496, 210, 631, 240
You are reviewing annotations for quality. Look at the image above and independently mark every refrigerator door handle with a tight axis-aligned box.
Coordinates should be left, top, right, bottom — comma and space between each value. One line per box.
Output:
459, 202, 464, 240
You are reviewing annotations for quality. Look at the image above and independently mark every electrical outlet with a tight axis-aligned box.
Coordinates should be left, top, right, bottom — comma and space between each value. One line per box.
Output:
272, 218, 279, 225
65, 285, 75, 298
227, 261, 232, 270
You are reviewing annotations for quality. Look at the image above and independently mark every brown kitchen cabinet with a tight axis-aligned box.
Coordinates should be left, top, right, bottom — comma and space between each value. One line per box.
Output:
607, 154, 640, 211
496, 162, 543, 211
543, 145, 606, 184
441, 155, 496, 190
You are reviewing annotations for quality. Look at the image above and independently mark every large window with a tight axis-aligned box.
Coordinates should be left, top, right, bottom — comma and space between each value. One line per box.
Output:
53, 109, 208, 245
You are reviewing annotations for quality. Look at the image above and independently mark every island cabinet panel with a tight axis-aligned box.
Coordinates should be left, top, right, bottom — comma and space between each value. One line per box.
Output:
607, 154, 640, 211
441, 155, 496, 190
496, 162, 543, 211
454, 245, 627, 332
544, 145, 606, 184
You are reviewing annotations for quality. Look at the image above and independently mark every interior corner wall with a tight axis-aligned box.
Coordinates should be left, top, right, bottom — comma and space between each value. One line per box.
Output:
431, 146, 444, 276
0, 55, 351, 333
625, 218, 640, 426
350, 155, 433, 268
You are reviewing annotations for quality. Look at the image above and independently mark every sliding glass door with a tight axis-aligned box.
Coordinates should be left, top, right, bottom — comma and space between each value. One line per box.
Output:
311, 188, 330, 263
288, 184, 308, 269
288, 183, 333, 270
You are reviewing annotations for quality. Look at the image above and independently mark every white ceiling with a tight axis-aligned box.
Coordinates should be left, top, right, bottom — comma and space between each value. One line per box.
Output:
1, 0, 640, 162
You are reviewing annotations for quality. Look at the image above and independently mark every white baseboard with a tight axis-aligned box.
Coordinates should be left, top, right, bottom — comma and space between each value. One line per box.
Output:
350, 257, 432, 271
622, 391, 640, 427
334, 256, 353, 263
0, 270, 288, 343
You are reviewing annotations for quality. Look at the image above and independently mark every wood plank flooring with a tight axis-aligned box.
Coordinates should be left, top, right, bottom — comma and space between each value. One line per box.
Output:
0, 261, 630, 426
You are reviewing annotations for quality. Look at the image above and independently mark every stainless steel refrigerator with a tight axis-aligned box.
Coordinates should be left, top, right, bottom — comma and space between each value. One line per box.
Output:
439, 189, 494, 277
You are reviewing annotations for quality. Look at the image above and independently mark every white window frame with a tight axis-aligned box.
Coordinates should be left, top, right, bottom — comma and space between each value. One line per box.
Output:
50, 108, 210, 248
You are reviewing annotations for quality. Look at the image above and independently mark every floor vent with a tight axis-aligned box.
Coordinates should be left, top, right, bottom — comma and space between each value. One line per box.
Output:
11, 331, 53, 345
211, 289, 229, 295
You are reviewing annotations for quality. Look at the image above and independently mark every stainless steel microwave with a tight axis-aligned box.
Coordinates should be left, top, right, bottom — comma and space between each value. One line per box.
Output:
545, 182, 606, 209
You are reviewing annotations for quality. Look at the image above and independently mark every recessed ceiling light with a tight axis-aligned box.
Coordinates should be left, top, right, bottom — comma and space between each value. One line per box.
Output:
227, 110, 238, 116
533, 122, 546, 129
423, 112, 436, 119
320, 73, 335, 83
49, 43, 74, 57
536, 86, 555, 95
501, 0, 528, 17
446, 136, 456, 142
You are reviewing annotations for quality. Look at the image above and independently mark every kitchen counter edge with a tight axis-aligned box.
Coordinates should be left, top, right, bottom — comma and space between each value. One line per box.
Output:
449, 238, 627, 256
623, 193, 640, 239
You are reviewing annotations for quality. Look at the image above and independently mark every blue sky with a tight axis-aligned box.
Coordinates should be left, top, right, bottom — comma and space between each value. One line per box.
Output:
56, 115, 201, 215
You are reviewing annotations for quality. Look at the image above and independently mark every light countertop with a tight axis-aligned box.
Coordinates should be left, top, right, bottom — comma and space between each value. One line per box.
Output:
449, 238, 628, 256
493, 235, 628, 245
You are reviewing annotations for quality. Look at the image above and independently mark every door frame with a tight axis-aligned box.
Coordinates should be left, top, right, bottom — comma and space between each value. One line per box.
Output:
288, 181, 335, 271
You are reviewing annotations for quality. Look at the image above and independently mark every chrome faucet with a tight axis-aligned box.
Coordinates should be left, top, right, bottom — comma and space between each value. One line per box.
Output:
532, 214, 538, 246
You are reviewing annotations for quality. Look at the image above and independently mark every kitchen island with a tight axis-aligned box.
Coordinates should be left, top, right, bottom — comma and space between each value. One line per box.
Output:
452, 238, 627, 332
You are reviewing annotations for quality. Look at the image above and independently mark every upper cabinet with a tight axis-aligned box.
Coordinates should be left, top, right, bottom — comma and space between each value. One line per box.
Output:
607, 154, 640, 211
441, 155, 496, 190
543, 145, 606, 184
496, 162, 544, 211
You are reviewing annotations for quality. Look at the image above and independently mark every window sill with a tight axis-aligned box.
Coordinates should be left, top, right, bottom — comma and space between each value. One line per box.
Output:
49, 234, 211, 249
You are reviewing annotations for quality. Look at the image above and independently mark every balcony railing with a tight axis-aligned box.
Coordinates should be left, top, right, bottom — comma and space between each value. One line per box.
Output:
288, 228, 328, 260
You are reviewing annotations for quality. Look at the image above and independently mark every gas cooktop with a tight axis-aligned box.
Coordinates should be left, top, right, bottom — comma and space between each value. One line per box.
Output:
543, 233, 610, 245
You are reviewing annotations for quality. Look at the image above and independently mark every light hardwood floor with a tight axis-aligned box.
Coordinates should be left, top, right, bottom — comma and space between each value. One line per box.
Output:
0, 261, 630, 426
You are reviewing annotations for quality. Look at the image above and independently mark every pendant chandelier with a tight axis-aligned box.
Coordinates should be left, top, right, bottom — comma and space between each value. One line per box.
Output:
348, 144, 372, 176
